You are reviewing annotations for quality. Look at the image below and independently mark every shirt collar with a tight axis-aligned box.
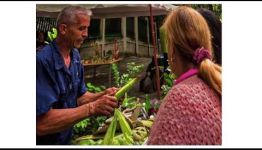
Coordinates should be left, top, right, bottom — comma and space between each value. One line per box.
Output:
51, 41, 79, 70
174, 68, 198, 85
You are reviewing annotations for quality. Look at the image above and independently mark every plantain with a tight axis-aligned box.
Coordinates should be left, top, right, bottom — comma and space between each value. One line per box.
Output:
102, 111, 117, 145
132, 126, 148, 142
137, 120, 153, 128
115, 109, 134, 144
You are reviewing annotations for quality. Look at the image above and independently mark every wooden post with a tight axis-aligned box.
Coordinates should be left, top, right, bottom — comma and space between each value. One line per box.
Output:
122, 17, 127, 54
101, 18, 105, 57
149, 4, 161, 99
146, 17, 150, 57
134, 16, 138, 56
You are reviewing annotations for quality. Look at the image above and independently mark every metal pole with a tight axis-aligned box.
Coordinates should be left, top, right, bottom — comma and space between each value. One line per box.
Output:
149, 4, 161, 99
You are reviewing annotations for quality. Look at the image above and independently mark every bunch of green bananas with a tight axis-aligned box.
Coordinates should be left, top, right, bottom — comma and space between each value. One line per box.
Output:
71, 134, 104, 145
112, 133, 130, 145
78, 139, 103, 145
137, 120, 153, 128
103, 109, 134, 145
132, 126, 148, 142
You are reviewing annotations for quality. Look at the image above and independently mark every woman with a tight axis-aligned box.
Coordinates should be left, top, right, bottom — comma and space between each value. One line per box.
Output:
147, 6, 222, 145
198, 8, 222, 65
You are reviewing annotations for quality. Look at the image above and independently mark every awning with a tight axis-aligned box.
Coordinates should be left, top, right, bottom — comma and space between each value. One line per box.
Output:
36, 4, 177, 18
36, 17, 56, 32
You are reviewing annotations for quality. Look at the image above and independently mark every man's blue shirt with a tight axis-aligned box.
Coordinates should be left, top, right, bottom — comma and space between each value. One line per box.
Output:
36, 41, 87, 145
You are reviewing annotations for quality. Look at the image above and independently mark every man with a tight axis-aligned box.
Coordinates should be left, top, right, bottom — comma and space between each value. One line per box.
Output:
36, 6, 118, 145
36, 31, 47, 51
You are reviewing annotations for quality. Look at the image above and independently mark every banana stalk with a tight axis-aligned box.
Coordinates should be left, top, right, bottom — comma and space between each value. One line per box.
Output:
102, 111, 117, 145
114, 133, 128, 145
115, 109, 134, 144
115, 78, 138, 100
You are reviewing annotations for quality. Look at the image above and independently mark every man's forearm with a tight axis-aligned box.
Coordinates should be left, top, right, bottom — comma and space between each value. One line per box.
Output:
36, 104, 91, 136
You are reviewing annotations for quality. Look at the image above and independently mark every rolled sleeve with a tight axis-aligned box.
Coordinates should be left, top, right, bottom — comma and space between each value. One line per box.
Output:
36, 57, 58, 116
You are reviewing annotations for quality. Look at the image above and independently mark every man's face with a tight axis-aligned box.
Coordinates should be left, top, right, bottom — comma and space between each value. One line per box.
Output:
66, 14, 90, 49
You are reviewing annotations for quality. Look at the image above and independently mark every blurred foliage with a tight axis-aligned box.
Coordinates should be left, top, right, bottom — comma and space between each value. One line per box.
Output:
161, 72, 176, 98
191, 4, 222, 20
86, 82, 106, 93
73, 116, 107, 138
176, 4, 222, 20
112, 62, 144, 88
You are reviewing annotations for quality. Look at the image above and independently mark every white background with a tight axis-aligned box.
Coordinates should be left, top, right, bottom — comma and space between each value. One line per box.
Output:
0, 1, 262, 148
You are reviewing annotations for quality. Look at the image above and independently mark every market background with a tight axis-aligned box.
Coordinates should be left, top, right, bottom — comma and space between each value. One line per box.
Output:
0, 1, 262, 148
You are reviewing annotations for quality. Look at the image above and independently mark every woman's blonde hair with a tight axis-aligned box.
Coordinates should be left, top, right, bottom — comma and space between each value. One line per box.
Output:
163, 6, 221, 95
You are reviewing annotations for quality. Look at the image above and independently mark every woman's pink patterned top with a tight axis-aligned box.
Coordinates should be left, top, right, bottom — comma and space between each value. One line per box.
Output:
147, 74, 221, 145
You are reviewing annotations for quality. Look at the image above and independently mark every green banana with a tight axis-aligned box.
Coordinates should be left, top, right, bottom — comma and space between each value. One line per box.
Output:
115, 109, 134, 144
132, 131, 144, 141
103, 111, 117, 145
132, 126, 148, 142
138, 120, 153, 128
115, 78, 138, 100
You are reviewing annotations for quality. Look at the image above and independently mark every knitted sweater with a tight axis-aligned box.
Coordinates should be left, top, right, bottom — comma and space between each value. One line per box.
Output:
147, 75, 221, 145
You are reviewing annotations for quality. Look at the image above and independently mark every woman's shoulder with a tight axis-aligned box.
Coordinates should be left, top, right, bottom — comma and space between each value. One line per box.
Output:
174, 75, 216, 95
164, 75, 220, 109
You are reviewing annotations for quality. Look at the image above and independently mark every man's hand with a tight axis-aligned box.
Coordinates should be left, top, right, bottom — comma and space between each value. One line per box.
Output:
77, 87, 119, 106
89, 95, 118, 116
105, 87, 119, 96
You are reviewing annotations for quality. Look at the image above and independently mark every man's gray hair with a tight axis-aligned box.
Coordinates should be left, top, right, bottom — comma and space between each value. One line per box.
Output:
56, 5, 92, 26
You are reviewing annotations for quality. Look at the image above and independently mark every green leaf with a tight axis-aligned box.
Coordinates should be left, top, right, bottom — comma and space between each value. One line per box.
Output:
86, 82, 92, 87
96, 116, 107, 126
79, 139, 96, 145
112, 63, 120, 87
103, 112, 117, 145
94, 87, 101, 92
145, 94, 151, 113
115, 109, 133, 144
122, 97, 137, 108
100, 85, 106, 91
